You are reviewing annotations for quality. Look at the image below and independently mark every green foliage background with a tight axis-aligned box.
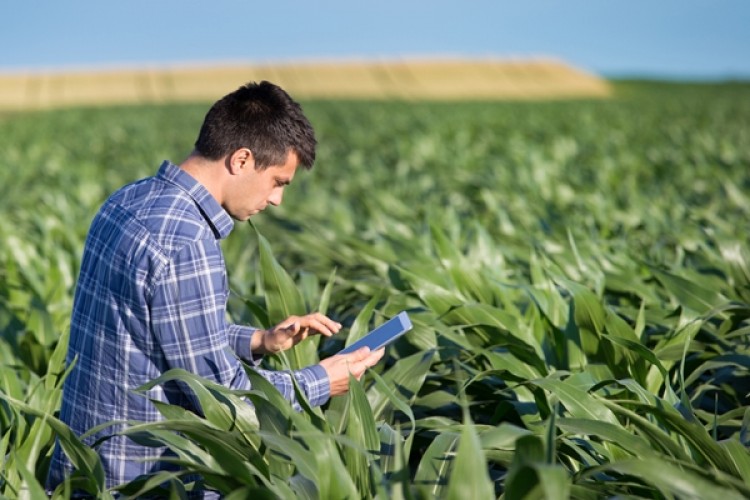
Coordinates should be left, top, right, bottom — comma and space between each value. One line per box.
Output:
1, 81, 749, 498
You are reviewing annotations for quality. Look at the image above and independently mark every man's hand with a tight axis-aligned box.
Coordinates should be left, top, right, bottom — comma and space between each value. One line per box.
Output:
319, 347, 385, 396
251, 313, 342, 355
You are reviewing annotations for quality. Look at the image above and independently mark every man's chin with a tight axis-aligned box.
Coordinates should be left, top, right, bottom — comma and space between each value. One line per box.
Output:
231, 209, 262, 221
230, 213, 252, 222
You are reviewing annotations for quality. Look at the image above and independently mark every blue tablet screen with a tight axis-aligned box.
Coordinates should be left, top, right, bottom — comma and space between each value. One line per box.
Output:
339, 311, 412, 354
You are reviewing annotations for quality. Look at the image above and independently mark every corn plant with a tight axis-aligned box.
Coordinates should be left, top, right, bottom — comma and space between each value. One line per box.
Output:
1, 81, 749, 498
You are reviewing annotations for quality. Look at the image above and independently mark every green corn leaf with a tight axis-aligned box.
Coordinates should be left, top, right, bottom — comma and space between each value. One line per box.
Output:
377, 422, 414, 500
368, 349, 435, 420
395, 266, 464, 315
317, 267, 337, 315
377, 422, 402, 475
441, 302, 522, 338
0, 394, 109, 498
591, 457, 746, 500
133, 368, 259, 434
343, 292, 383, 348
11, 449, 48, 500
224, 486, 281, 500
288, 474, 318, 500
369, 368, 415, 458
742, 408, 750, 446
247, 366, 358, 499
122, 420, 297, 497
479, 423, 533, 451
651, 268, 728, 316
298, 271, 319, 313
111, 471, 188, 499
300, 432, 359, 500
413, 432, 460, 498
719, 242, 750, 303
603, 400, 692, 461
444, 409, 495, 500
532, 378, 619, 426
720, 439, 750, 488
483, 350, 543, 381
557, 417, 655, 459
561, 279, 606, 337
254, 226, 306, 322
255, 431, 320, 485
343, 374, 380, 492
121, 420, 269, 485
534, 465, 571, 500
505, 435, 544, 500
14, 417, 53, 493
505, 434, 572, 500
639, 402, 742, 476
254, 225, 314, 370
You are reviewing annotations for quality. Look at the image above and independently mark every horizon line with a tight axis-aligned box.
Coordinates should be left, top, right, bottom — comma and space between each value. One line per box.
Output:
0, 55, 748, 82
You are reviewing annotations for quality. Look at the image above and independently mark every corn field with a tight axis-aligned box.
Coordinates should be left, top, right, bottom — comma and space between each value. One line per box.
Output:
1, 81, 749, 499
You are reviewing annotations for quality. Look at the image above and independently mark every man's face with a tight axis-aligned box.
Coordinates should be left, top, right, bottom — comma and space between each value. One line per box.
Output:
224, 151, 299, 221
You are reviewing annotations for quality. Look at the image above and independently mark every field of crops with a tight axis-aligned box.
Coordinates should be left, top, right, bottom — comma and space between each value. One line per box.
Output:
1, 81, 749, 498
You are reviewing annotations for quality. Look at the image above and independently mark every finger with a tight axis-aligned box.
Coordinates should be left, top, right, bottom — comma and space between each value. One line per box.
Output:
296, 318, 332, 337
299, 314, 342, 336
347, 346, 372, 361
281, 321, 300, 337
344, 347, 380, 375
276, 316, 300, 331
357, 348, 385, 373
311, 311, 342, 329
356, 349, 384, 372
350, 355, 382, 379
268, 322, 299, 350
366, 348, 385, 365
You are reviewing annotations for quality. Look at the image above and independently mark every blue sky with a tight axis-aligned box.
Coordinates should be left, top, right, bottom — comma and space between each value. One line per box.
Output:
2, 1, 749, 79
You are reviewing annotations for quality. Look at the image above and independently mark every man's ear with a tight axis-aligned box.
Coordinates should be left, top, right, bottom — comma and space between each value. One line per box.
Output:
227, 148, 255, 175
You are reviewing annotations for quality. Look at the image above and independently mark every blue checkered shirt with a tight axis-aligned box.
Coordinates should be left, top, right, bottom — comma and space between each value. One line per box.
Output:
47, 160, 329, 494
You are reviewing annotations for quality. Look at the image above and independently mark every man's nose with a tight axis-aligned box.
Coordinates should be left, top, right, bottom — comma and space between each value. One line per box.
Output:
268, 190, 283, 206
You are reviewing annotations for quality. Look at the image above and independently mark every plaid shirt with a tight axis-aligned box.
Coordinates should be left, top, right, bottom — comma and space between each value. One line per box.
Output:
47, 160, 329, 494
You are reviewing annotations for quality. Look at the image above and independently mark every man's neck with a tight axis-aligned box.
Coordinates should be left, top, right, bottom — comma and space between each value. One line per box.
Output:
179, 153, 226, 205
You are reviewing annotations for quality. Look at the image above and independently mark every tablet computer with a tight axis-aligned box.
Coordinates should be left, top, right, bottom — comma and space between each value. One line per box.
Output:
338, 311, 413, 354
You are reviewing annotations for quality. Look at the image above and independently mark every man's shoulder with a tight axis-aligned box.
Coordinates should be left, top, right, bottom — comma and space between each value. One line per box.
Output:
100, 176, 213, 252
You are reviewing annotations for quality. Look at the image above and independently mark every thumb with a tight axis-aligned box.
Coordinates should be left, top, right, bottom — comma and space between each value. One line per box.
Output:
281, 321, 300, 335
349, 346, 371, 361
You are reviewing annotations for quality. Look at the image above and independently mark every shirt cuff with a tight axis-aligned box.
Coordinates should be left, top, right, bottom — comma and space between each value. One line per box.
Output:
296, 364, 330, 407
228, 324, 256, 362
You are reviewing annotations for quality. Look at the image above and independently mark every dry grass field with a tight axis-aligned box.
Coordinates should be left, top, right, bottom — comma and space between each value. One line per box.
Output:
0, 58, 610, 109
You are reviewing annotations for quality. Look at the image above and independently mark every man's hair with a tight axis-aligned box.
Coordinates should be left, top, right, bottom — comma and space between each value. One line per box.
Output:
194, 81, 316, 169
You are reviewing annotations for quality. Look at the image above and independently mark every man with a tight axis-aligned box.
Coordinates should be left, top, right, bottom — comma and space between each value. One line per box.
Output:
47, 81, 383, 494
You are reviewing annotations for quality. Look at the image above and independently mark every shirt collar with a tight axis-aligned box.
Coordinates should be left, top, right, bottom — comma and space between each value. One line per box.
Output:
156, 160, 235, 239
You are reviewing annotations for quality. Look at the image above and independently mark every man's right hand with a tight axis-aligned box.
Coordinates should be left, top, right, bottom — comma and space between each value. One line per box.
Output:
319, 347, 385, 396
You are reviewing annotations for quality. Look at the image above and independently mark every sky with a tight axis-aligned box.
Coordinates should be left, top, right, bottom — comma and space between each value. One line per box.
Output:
2, 0, 749, 80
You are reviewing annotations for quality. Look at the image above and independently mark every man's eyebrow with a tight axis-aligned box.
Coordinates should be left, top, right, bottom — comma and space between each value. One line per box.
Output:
275, 176, 292, 186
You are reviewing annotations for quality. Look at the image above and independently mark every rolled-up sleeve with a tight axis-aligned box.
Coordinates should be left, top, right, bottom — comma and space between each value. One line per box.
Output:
149, 239, 329, 411
227, 323, 256, 361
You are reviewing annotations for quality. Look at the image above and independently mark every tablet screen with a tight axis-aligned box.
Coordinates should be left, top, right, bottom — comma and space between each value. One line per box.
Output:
338, 311, 412, 354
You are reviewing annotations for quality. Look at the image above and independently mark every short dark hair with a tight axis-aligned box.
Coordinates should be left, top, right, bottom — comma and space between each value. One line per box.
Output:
194, 81, 316, 169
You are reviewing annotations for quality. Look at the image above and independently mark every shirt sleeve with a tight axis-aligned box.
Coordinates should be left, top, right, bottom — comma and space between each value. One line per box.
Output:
226, 324, 331, 405
149, 239, 330, 411
227, 323, 256, 361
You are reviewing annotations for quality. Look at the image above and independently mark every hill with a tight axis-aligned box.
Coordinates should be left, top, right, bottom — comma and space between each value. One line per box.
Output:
0, 58, 610, 110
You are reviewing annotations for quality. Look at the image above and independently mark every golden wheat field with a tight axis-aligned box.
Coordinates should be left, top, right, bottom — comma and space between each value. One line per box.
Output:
0, 58, 610, 109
